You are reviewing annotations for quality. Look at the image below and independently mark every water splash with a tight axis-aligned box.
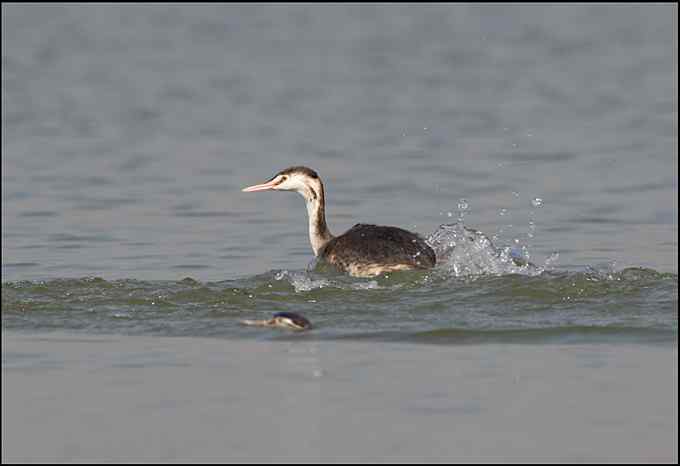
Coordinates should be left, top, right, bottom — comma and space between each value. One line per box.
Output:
275, 269, 381, 292
544, 252, 560, 268
274, 270, 330, 292
426, 223, 543, 277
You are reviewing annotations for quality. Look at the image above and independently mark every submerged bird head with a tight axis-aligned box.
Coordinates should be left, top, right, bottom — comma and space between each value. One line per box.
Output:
242, 166, 323, 202
271, 312, 312, 331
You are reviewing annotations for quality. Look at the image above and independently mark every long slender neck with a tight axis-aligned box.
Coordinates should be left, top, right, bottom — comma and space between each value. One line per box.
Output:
302, 181, 334, 256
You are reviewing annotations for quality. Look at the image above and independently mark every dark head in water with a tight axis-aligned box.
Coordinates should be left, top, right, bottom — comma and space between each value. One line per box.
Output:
241, 312, 312, 331
242, 166, 436, 277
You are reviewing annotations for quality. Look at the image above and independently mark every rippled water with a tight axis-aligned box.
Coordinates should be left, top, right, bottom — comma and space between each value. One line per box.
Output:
3, 225, 677, 344
2, 5, 678, 344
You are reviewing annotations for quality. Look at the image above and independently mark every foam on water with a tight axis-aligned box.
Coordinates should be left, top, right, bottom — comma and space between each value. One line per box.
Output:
275, 269, 382, 292
274, 270, 331, 292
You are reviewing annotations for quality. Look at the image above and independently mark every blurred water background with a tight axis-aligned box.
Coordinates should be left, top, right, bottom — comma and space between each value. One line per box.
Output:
2, 4, 677, 343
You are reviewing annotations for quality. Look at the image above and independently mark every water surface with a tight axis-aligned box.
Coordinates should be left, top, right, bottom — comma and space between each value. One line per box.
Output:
2, 5, 677, 345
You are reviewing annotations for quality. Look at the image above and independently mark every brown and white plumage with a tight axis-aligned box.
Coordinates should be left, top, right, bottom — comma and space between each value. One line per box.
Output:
242, 166, 435, 277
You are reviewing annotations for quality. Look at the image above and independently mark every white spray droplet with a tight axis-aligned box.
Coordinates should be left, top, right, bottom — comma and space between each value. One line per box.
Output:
531, 197, 543, 208
545, 252, 560, 266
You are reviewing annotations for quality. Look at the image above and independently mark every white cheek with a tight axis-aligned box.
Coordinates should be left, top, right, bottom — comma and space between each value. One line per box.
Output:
290, 179, 308, 192
275, 176, 295, 191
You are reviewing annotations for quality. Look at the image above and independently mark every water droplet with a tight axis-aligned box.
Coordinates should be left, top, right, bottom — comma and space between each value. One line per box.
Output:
458, 199, 469, 211
521, 245, 530, 260
499, 208, 507, 216
545, 252, 559, 266
531, 197, 543, 208
527, 220, 536, 239
447, 212, 453, 217
512, 191, 520, 198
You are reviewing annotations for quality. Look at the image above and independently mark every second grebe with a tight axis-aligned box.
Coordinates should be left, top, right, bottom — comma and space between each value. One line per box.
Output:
242, 166, 436, 277
241, 312, 312, 331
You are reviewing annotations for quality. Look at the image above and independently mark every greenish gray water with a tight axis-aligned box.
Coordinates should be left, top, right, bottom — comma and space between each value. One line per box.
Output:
2, 264, 677, 344
2, 5, 678, 345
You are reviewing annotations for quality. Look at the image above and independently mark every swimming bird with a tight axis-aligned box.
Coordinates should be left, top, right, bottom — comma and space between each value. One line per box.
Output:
242, 166, 436, 277
241, 312, 312, 331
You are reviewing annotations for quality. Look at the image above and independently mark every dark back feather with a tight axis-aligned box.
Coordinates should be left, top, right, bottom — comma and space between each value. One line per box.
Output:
319, 224, 436, 270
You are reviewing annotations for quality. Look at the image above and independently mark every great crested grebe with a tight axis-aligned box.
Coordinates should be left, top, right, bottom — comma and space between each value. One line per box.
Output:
242, 166, 436, 277
241, 312, 312, 331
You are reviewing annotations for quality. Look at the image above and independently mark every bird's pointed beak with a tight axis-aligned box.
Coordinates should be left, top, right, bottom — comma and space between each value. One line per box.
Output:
242, 178, 279, 192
